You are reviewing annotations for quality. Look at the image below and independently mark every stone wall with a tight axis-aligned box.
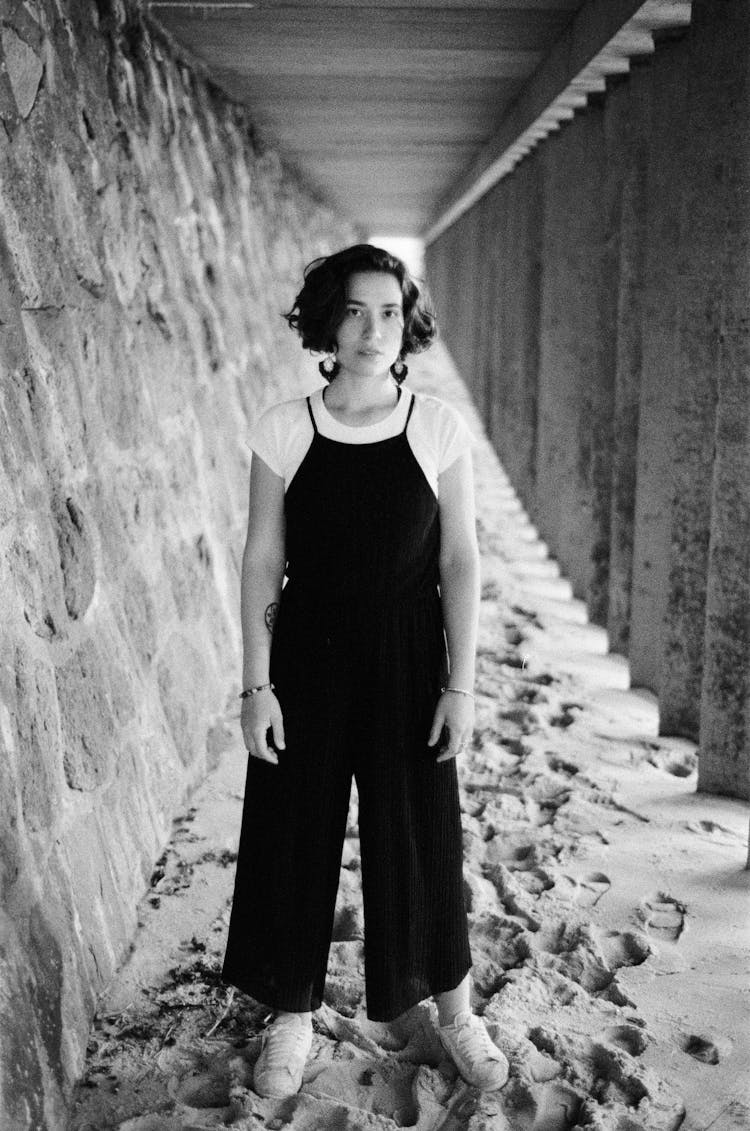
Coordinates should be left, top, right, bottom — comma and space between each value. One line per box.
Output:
0, 1, 354, 1126
426, 0, 750, 801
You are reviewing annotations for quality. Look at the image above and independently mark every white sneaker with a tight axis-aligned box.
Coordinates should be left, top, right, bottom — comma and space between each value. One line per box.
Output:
254, 1012, 313, 1098
438, 1010, 509, 1091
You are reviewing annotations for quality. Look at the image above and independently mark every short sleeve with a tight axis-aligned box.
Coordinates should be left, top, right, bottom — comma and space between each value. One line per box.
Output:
247, 406, 286, 477
437, 403, 474, 474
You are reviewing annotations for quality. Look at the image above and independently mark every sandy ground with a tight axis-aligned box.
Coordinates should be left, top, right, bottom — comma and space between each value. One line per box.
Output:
70, 348, 749, 1131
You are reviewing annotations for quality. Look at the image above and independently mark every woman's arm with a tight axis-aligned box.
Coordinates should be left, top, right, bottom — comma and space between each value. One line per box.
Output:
428, 449, 480, 760
240, 451, 287, 763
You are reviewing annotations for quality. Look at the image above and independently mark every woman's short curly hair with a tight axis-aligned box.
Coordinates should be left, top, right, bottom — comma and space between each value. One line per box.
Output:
285, 243, 437, 358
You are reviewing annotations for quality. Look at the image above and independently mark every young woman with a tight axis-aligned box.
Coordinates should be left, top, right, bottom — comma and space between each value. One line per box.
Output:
222, 244, 508, 1097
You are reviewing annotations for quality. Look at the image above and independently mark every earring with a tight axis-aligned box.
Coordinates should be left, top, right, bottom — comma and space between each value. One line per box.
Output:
319, 352, 339, 379
391, 357, 408, 382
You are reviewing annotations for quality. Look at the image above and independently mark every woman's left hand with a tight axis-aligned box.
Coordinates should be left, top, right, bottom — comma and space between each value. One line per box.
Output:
427, 690, 475, 762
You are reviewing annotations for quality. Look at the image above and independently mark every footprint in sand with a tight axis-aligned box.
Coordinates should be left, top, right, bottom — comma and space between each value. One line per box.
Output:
174, 1072, 231, 1109
642, 740, 697, 778
679, 1032, 727, 1065
683, 819, 745, 845
511, 604, 543, 629
600, 929, 651, 971
555, 872, 611, 907
501, 703, 541, 730
638, 893, 686, 941
529, 1082, 582, 1131
603, 1024, 649, 1056
550, 703, 583, 729
516, 866, 556, 897
546, 753, 580, 777
515, 684, 549, 706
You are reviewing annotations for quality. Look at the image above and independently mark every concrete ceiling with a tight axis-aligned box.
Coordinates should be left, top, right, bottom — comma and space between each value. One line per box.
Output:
147, 0, 691, 238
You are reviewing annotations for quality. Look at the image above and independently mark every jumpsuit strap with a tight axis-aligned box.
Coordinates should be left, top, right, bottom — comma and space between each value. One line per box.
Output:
306, 396, 318, 434
402, 391, 416, 433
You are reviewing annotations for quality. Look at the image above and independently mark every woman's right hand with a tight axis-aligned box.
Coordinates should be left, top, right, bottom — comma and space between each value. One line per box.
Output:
241, 689, 286, 765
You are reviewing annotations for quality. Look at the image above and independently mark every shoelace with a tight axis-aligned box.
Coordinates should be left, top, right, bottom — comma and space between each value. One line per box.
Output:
447, 1016, 499, 1064
262, 1020, 311, 1071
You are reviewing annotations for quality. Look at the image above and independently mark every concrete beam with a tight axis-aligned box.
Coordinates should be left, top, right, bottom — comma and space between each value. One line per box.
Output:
423, 0, 691, 243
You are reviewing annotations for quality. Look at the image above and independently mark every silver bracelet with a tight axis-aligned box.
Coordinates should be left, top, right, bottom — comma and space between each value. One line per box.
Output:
441, 686, 475, 700
239, 682, 275, 699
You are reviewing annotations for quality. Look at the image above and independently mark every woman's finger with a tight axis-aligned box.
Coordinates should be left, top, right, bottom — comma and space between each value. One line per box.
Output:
270, 704, 286, 750
251, 726, 278, 765
427, 704, 446, 746
437, 728, 471, 762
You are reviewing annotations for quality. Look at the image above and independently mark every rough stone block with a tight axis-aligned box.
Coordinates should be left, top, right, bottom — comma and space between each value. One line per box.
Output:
47, 155, 105, 299
7, 522, 68, 641
1, 26, 43, 119
0, 698, 23, 903
12, 645, 63, 835
53, 494, 96, 622
55, 637, 134, 792
0, 908, 68, 1131
61, 811, 135, 983
0, 152, 67, 310
157, 634, 216, 768
121, 564, 158, 666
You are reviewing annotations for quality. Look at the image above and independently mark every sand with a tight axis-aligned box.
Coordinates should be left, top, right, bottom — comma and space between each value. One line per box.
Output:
69, 349, 749, 1131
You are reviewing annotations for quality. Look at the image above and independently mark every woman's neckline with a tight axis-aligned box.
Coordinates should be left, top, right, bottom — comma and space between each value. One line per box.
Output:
318, 383, 406, 431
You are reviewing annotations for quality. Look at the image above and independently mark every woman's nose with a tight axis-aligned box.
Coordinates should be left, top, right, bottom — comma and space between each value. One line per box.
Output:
362, 315, 380, 340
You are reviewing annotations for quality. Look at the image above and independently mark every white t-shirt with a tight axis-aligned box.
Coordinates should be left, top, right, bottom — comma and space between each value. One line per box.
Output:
248, 386, 474, 497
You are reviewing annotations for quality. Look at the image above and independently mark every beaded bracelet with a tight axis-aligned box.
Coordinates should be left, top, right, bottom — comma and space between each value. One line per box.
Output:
239, 682, 275, 699
441, 686, 475, 700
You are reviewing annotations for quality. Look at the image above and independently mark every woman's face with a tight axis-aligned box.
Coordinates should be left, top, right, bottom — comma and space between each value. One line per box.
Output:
334, 271, 405, 379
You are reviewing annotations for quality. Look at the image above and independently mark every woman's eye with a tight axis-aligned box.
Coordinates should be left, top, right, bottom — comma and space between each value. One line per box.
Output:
345, 307, 361, 317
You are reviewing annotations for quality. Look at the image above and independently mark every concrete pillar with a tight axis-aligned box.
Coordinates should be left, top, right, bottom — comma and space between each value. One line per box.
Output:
427, 200, 492, 421
429, 208, 482, 405
489, 155, 543, 513
448, 211, 472, 387
473, 191, 498, 430
425, 224, 455, 357
481, 179, 508, 441
628, 35, 690, 695
602, 63, 652, 655
536, 100, 615, 623
428, 159, 542, 517
426, 222, 454, 354
484, 176, 512, 476
687, 0, 750, 799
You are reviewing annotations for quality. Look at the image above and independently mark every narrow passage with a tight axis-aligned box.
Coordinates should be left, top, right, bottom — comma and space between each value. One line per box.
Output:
71, 347, 749, 1131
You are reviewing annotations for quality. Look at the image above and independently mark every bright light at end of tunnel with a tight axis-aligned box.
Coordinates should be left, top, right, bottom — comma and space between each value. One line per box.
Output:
368, 236, 425, 281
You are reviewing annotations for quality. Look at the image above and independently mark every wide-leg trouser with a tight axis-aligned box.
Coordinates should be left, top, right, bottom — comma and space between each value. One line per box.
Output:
221, 592, 472, 1022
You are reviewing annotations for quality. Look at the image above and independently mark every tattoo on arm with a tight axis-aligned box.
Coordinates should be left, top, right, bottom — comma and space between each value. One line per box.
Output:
265, 603, 279, 633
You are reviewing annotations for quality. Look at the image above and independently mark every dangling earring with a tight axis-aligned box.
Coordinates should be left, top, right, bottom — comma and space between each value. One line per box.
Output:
391, 356, 408, 382
319, 351, 339, 380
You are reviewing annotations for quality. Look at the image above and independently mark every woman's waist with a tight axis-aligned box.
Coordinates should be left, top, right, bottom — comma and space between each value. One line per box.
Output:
280, 576, 441, 617
272, 580, 445, 667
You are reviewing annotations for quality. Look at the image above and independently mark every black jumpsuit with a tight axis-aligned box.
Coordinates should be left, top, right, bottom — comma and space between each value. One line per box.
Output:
222, 389, 472, 1022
